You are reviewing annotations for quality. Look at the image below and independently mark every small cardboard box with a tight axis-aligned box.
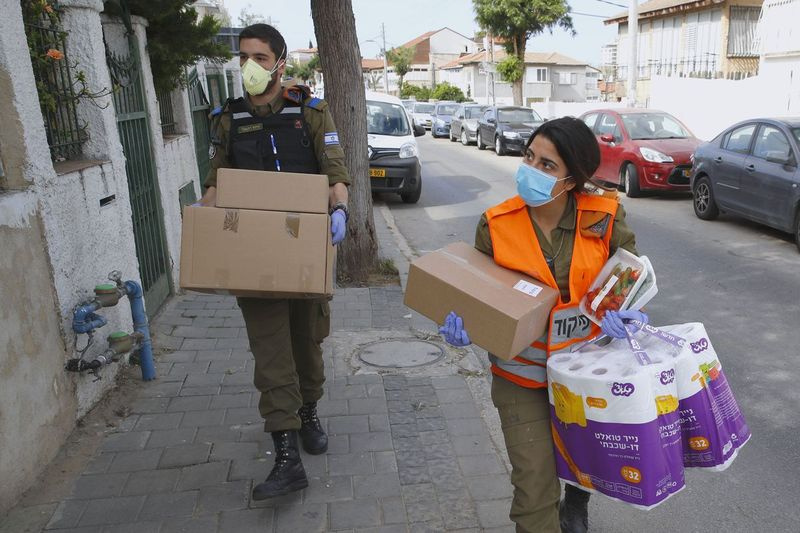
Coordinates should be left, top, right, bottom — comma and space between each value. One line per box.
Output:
403, 242, 559, 360
216, 168, 329, 214
180, 206, 334, 298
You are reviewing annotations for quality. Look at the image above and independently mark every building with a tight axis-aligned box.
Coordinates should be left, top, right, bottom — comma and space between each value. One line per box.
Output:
388, 27, 478, 90
439, 50, 602, 105
604, 0, 763, 104
757, 0, 800, 112
289, 47, 318, 64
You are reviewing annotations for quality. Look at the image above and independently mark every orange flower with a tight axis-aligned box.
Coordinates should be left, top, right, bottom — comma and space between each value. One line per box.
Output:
46, 48, 64, 60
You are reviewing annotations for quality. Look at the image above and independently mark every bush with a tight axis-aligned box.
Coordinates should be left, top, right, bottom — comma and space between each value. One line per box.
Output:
431, 81, 466, 102
400, 82, 431, 101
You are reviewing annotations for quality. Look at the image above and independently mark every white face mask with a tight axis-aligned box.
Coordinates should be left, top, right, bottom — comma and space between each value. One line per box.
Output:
241, 46, 285, 96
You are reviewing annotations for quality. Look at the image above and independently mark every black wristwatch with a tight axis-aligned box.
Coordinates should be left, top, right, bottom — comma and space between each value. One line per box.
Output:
330, 202, 349, 222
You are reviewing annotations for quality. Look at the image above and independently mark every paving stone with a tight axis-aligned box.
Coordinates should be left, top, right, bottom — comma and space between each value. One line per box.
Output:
348, 432, 393, 453
215, 337, 250, 349
346, 374, 383, 385
317, 399, 349, 417
168, 361, 212, 378
159, 514, 219, 533
392, 436, 423, 452
436, 387, 474, 404
224, 407, 261, 425
401, 483, 440, 524
373, 451, 398, 474
69, 473, 129, 500
183, 373, 226, 388
397, 466, 430, 485
329, 498, 381, 529
356, 525, 408, 533
208, 392, 251, 409
157, 350, 197, 363
208, 359, 247, 374
430, 375, 470, 389
181, 338, 217, 351
348, 398, 388, 415
158, 443, 211, 468
328, 384, 367, 400
379, 496, 407, 525
218, 507, 275, 531
194, 348, 233, 361
177, 461, 231, 491
446, 417, 488, 437
210, 441, 259, 462
83, 453, 114, 475
102, 521, 161, 533
129, 397, 170, 414
273, 503, 327, 532
45, 499, 87, 529
122, 469, 179, 496
465, 474, 514, 500
387, 410, 416, 425
353, 473, 402, 499
178, 386, 220, 397
303, 475, 353, 504
328, 415, 370, 435
301, 451, 328, 477
134, 413, 183, 432
222, 371, 253, 386
77, 496, 145, 526
418, 430, 449, 446
385, 390, 409, 402
107, 449, 163, 473
167, 395, 212, 412
228, 457, 270, 482
438, 488, 480, 530
458, 454, 507, 476
476, 499, 514, 529
138, 381, 182, 398
195, 480, 250, 513
100, 432, 150, 453
181, 309, 215, 318
416, 417, 447, 432
137, 491, 198, 521
440, 402, 481, 419
452, 434, 495, 457
145, 428, 196, 449
368, 414, 390, 433
180, 409, 226, 428
329, 452, 374, 476
390, 423, 417, 439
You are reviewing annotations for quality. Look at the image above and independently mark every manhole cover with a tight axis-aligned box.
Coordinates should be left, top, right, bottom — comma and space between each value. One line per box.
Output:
357, 339, 444, 368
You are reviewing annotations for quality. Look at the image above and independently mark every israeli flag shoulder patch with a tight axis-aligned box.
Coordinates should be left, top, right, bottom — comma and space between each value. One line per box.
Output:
324, 132, 340, 146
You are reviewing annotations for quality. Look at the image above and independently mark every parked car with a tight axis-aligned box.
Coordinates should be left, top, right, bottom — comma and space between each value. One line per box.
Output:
579, 108, 702, 197
450, 103, 488, 145
430, 101, 459, 138
366, 91, 426, 204
477, 106, 544, 155
411, 102, 435, 130
400, 99, 416, 113
691, 117, 800, 251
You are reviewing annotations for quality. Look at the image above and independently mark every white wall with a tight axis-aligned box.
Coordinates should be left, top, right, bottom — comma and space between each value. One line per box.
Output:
430, 28, 476, 56
532, 101, 627, 120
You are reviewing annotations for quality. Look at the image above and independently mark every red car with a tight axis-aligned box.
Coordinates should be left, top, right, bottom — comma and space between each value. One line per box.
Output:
579, 109, 702, 197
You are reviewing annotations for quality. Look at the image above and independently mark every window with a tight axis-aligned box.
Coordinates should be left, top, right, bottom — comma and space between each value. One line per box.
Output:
596, 114, 620, 140
498, 108, 541, 123
752, 126, 793, 163
583, 113, 600, 130
728, 6, 760, 57
620, 113, 690, 140
526, 67, 548, 82
724, 124, 757, 154
366, 101, 411, 136
558, 72, 578, 85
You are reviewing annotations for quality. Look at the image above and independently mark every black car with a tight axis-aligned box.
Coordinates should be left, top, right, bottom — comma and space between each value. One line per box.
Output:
477, 106, 544, 155
691, 117, 800, 251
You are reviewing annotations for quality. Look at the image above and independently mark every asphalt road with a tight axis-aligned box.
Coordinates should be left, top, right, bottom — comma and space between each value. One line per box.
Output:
378, 133, 800, 533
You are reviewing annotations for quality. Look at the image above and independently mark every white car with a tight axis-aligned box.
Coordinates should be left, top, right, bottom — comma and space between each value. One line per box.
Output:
411, 102, 435, 130
366, 91, 426, 203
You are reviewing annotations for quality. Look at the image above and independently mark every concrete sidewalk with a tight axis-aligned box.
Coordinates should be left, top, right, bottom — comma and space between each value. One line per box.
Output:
2, 206, 515, 532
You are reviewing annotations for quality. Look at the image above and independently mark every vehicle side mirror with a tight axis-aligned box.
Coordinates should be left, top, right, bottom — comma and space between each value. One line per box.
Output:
600, 133, 614, 143
413, 123, 426, 137
487, 117, 496, 124
766, 155, 795, 167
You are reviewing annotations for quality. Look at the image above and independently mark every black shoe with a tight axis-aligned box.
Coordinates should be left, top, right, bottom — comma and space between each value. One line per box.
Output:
298, 402, 328, 455
559, 485, 590, 533
252, 431, 308, 500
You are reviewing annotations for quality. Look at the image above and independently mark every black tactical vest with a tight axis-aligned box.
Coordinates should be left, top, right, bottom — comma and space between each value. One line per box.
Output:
225, 97, 320, 174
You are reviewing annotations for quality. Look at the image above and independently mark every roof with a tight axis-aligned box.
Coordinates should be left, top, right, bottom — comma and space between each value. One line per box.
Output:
362, 58, 384, 70
291, 47, 318, 54
604, 0, 729, 24
440, 50, 589, 68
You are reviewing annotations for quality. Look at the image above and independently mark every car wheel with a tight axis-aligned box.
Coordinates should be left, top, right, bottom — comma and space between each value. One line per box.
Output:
477, 131, 486, 150
461, 130, 469, 146
400, 175, 422, 204
449, 128, 457, 142
495, 136, 506, 156
693, 176, 719, 220
623, 164, 642, 198
795, 211, 800, 253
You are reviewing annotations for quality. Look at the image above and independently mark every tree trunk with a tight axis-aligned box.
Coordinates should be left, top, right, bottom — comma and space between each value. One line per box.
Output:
311, 0, 377, 282
513, 36, 524, 106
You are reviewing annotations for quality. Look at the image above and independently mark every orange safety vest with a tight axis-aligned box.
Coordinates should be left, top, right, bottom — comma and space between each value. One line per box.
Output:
485, 193, 618, 389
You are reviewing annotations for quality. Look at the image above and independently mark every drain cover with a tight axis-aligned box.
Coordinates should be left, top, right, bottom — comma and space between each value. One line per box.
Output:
357, 339, 444, 368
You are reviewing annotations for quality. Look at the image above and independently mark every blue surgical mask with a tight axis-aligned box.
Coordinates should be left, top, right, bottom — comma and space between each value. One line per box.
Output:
515, 163, 570, 207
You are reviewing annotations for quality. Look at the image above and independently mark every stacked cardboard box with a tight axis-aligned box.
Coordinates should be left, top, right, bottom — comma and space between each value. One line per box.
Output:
180, 169, 334, 298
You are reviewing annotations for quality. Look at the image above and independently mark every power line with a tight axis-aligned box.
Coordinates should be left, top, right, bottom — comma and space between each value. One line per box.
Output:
594, 0, 628, 8
573, 11, 613, 18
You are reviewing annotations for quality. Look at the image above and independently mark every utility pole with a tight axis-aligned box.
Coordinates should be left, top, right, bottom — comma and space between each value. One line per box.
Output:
381, 23, 390, 94
627, 0, 638, 107
489, 33, 496, 106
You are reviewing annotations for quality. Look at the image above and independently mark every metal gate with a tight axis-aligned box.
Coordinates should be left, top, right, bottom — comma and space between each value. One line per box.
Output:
206, 72, 227, 109
188, 69, 211, 187
106, 31, 170, 317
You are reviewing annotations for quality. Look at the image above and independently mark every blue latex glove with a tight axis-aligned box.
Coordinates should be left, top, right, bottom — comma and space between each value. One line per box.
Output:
438, 311, 471, 347
601, 310, 649, 339
330, 209, 347, 245
191, 202, 202, 207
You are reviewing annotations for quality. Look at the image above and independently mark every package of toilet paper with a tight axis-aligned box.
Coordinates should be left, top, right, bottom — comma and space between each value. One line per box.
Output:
631, 322, 751, 471
547, 337, 685, 510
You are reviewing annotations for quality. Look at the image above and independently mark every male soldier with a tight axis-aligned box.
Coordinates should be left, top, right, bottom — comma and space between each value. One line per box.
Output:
199, 24, 350, 500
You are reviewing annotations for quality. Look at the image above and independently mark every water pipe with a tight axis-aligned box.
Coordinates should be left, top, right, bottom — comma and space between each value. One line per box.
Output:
122, 279, 156, 381
72, 301, 107, 333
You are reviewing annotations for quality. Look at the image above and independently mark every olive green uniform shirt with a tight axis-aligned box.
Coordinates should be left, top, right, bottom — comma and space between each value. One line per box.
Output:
474, 194, 638, 302
203, 87, 351, 189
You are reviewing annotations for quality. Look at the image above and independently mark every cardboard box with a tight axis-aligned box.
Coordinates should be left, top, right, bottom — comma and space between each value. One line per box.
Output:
216, 168, 329, 214
180, 206, 333, 298
403, 242, 559, 360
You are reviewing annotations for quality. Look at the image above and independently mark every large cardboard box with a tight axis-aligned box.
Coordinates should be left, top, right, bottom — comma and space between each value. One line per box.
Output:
404, 242, 559, 360
215, 168, 329, 214
180, 206, 334, 298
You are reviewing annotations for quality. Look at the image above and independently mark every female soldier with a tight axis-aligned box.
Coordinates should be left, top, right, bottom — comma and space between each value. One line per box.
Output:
440, 117, 647, 533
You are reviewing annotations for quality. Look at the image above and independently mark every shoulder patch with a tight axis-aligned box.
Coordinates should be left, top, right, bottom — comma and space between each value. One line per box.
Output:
210, 106, 222, 117
283, 84, 311, 105
580, 212, 612, 239
324, 132, 339, 146
307, 97, 322, 109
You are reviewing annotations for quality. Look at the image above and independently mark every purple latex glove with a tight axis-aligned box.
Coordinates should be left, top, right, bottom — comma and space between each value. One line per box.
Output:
601, 310, 649, 339
438, 311, 471, 347
330, 209, 347, 245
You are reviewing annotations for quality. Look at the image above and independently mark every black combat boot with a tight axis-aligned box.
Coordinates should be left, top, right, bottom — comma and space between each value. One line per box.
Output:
298, 402, 328, 454
560, 485, 590, 533
252, 431, 308, 500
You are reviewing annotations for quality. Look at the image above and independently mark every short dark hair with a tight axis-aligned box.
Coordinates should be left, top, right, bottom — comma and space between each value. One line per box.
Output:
239, 24, 287, 61
526, 117, 600, 193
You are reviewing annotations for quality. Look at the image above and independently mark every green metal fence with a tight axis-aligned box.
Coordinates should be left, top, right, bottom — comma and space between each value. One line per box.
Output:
188, 70, 211, 188
22, 2, 85, 161
107, 37, 171, 317
157, 87, 177, 136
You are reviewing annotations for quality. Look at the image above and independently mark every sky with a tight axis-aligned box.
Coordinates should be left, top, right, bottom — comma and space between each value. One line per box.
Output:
221, 0, 625, 66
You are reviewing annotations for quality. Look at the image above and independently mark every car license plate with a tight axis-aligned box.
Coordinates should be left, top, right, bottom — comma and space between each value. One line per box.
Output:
370, 168, 386, 178
682, 169, 692, 177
